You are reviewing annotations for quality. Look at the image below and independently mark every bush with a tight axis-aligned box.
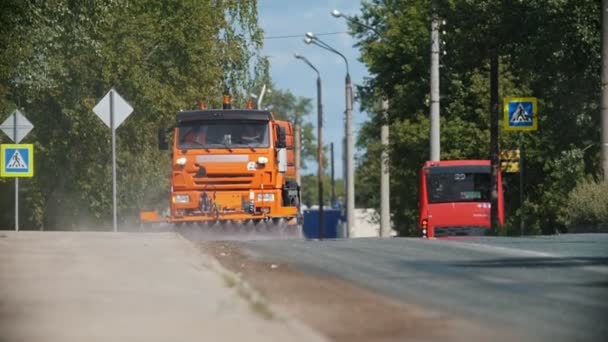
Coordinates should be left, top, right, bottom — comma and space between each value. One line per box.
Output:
561, 178, 608, 232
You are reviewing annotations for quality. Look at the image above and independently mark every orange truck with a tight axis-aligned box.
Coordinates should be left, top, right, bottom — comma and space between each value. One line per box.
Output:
140, 96, 300, 227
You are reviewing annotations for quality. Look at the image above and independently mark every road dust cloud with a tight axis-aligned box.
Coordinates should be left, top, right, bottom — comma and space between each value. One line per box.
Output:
132, 220, 303, 242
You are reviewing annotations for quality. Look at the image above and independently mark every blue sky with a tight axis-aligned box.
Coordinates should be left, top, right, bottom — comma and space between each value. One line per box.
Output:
258, 0, 371, 178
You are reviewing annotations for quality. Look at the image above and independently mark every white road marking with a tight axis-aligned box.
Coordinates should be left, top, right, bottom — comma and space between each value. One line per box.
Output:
439, 239, 608, 275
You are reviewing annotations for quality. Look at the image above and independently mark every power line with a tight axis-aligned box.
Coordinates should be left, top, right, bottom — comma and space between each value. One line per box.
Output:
264, 31, 348, 40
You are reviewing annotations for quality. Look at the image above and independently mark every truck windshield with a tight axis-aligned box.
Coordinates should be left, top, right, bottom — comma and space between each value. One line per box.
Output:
177, 121, 269, 149
426, 167, 491, 203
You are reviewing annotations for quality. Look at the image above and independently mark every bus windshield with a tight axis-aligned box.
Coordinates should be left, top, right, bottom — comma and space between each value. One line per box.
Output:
426, 166, 491, 203
177, 121, 269, 149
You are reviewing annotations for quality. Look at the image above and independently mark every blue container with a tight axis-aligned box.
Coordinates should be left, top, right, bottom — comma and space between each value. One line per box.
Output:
302, 209, 342, 239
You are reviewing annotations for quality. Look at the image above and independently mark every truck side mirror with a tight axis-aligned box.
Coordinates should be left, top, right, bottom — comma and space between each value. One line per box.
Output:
277, 148, 287, 173
276, 126, 286, 148
158, 128, 169, 150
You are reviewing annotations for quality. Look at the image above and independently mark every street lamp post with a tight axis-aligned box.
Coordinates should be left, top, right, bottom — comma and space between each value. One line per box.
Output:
331, 10, 391, 238
430, 0, 441, 161
331, 10, 381, 36
294, 54, 324, 240
304, 32, 353, 238
602, 0, 608, 181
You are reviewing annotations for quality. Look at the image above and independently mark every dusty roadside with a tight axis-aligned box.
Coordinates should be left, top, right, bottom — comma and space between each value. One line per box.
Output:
0, 231, 325, 342
201, 241, 513, 342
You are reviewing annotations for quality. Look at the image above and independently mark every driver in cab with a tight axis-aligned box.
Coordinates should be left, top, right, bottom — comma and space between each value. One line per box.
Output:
240, 125, 262, 144
182, 126, 207, 146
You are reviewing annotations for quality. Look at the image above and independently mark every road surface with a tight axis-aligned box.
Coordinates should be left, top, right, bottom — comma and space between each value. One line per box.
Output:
0, 231, 325, 342
229, 234, 608, 342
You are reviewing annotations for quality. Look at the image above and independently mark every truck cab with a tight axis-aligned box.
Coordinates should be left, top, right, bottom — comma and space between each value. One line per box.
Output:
157, 108, 299, 223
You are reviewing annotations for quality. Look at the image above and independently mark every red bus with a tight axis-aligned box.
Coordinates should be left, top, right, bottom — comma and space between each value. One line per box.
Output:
418, 160, 504, 238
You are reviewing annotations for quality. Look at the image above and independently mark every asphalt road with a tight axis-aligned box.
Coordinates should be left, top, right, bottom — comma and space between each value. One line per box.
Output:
233, 234, 608, 342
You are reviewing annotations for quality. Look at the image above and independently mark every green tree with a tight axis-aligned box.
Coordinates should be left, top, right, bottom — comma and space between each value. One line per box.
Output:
0, 0, 264, 230
300, 174, 344, 209
351, 0, 601, 235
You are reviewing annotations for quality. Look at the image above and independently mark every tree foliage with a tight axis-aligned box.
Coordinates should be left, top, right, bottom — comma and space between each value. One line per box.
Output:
352, 0, 601, 236
300, 174, 344, 209
0, 0, 265, 229
560, 177, 608, 231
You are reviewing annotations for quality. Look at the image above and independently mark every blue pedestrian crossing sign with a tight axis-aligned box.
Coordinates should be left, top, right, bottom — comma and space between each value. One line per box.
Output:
1, 144, 34, 177
504, 97, 538, 131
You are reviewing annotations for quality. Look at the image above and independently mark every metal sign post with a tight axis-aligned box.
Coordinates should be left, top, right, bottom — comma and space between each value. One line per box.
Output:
503, 97, 538, 236
110, 90, 117, 233
14, 113, 17, 232
519, 132, 525, 236
93, 88, 133, 232
0, 109, 35, 232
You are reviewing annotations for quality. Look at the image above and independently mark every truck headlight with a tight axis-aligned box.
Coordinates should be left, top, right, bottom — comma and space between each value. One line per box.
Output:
176, 157, 187, 166
257, 193, 275, 202
257, 156, 269, 164
173, 194, 190, 203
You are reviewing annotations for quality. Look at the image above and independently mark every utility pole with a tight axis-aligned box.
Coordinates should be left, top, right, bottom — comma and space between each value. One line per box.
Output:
330, 10, 389, 237
602, 0, 608, 181
330, 142, 336, 207
343, 136, 346, 196
304, 32, 354, 237
294, 54, 324, 238
380, 99, 391, 237
317, 75, 324, 239
490, 50, 500, 233
345, 73, 355, 237
343, 136, 348, 236
294, 115, 301, 187
430, 0, 441, 161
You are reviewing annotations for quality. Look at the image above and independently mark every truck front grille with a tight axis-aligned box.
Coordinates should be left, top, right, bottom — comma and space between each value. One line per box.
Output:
193, 173, 253, 188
